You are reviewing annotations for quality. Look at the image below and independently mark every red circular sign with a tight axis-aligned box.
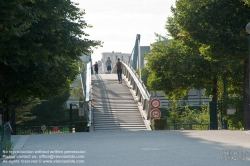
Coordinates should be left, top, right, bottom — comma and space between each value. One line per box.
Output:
150, 109, 161, 119
150, 98, 161, 108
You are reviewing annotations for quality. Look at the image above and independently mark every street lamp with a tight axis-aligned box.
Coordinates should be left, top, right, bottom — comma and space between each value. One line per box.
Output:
245, 22, 250, 130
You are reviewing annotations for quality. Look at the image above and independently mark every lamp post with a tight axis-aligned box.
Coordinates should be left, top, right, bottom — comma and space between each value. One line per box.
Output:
245, 22, 250, 130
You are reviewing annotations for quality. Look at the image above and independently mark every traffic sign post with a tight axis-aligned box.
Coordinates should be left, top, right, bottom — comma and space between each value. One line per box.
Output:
150, 98, 161, 108
150, 98, 161, 119
150, 109, 161, 119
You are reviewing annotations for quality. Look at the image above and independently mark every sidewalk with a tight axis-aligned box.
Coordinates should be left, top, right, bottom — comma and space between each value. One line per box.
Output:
1, 130, 250, 166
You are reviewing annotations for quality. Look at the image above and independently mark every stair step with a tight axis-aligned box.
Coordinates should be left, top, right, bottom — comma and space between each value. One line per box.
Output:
91, 74, 148, 131
93, 106, 138, 108
94, 110, 140, 113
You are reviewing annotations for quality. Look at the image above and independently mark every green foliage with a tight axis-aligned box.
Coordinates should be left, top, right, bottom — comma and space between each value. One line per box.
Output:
145, 39, 226, 100
181, 105, 197, 123
244, 0, 250, 5
5, 140, 13, 156
159, 107, 169, 117
24, 89, 70, 125
218, 95, 244, 130
165, 101, 210, 125
0, 0, 101, 122
14, 98, 39, 124
2, 139, 14, 156
136, 67, 151, 91
74, 121, 87, 132
170, 0, 250, 128
173, 0, 249, 60
152, 119, 167, 130
146, 0, 249, 128
167, 101, 182, 124
193, 104, 210, 124
71, 79, 84, 101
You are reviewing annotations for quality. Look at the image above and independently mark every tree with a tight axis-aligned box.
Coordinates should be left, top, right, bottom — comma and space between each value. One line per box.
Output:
171, 0, 250, 129
136, 67, 151, 91
10, 98, 39, 125
244, 0, 250, 5
25, 89, 70, 125
145, 0, 248, 129
0, 0, 101, 123
145, 39, 227, 101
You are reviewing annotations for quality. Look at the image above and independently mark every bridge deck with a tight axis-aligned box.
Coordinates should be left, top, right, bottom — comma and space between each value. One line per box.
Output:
91, 74, 148, 131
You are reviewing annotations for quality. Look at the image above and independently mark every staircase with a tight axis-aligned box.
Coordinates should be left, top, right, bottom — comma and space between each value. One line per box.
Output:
91, 74, 148, 131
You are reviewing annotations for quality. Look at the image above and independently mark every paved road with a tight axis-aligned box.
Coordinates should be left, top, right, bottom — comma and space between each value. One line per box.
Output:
1, 130, 250, 166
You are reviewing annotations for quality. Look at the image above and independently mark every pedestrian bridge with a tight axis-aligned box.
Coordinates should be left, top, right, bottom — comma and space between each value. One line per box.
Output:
83, 61, 152, 131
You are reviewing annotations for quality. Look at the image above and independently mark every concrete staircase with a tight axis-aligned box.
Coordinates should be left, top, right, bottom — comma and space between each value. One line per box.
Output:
91, 74, 148, 131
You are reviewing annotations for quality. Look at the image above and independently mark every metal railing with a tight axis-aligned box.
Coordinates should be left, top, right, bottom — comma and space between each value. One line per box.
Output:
15, 124, 73, 135
0, 123, 11, 157
85, 62, 93, 130
113, 61, 151, 120
166, 123, 210, 130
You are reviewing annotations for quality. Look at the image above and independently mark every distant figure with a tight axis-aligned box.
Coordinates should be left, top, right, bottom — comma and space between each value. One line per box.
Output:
93, 62, 99, 74
115, 58, 123, 84
106, 57, 112, 74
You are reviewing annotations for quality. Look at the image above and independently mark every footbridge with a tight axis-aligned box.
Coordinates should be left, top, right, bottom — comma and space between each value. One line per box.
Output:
82, 35, 152, 131
84, 61, 151, 131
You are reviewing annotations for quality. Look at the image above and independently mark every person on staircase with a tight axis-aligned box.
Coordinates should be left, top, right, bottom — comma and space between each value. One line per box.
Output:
106, 57, 112, 74
115, 58, 123, 84
93, 62, 99, 74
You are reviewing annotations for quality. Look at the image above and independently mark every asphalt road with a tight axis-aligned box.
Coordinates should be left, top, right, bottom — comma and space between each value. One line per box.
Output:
1, 130, 250, 166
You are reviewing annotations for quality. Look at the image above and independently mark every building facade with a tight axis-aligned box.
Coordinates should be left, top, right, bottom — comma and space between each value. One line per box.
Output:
101, 51, 131, 73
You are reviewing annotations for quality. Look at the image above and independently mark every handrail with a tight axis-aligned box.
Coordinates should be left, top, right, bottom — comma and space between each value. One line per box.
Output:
85, 62, 91, 102
85, 62, 92, 129
114, 61, 151, 121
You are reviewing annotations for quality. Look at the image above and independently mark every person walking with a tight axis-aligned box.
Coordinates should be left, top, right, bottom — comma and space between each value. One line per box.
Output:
93, 62, 99, 74
106, 57, 112, 74
115, 58, 123, 84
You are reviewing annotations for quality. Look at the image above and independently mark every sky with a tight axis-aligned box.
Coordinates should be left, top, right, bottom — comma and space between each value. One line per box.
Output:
72, 0, 176, 62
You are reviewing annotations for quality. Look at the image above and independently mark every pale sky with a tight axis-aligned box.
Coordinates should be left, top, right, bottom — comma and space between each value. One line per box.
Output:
72, 0, 176, 62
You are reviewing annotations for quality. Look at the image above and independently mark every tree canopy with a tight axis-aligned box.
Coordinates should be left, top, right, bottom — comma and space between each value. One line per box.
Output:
0, 0, 101, 123
145, 0, 250, 129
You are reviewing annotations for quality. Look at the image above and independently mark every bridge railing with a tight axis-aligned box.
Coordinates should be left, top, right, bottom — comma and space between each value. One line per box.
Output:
85, 62, 93, 130
113, 61, 151, 120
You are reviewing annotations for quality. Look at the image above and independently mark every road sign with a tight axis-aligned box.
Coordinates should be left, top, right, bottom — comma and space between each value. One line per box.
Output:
150, 109, 161, 119
150, 98, 161, 108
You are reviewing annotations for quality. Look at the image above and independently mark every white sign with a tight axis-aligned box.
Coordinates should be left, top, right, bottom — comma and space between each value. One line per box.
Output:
150, 98, 161, 108
227, 108, 236, 115
79, 108, 84, 116
150, 109, 161, 119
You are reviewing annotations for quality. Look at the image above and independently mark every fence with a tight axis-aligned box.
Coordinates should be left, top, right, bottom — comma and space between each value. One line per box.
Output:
166, 123, 210, 130
15, 124, 74, 135
0, 123, 11, 157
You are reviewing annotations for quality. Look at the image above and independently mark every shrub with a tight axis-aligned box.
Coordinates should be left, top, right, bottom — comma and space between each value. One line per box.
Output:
152, 119, 167, 130
74, 121, 88, 132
